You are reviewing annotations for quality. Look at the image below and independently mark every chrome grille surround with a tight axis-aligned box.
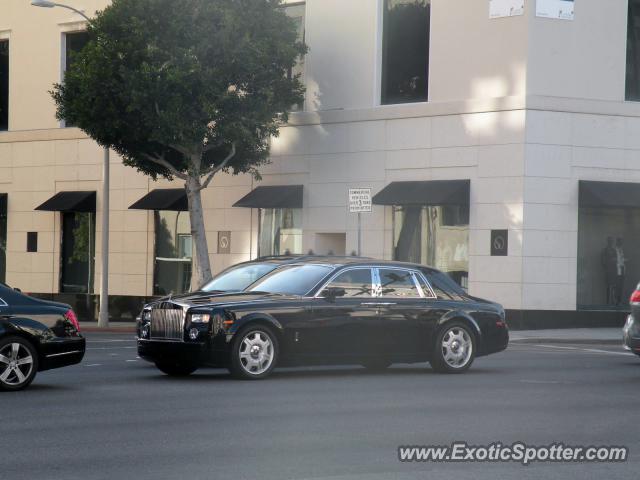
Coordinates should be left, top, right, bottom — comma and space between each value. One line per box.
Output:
150, 302, 185, 341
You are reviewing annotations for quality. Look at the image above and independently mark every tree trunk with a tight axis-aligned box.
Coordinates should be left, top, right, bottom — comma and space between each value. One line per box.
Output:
185, 176, 212, 290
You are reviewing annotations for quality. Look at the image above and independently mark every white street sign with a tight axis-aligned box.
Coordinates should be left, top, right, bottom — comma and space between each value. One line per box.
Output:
349, 188, 372, 213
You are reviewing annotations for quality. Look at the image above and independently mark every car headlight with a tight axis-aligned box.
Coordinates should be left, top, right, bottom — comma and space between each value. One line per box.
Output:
142, 310, 151, 322
190, 313, 211, 324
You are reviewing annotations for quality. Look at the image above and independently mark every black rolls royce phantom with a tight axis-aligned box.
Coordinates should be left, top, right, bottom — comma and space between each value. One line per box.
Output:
137, 259, 508, 379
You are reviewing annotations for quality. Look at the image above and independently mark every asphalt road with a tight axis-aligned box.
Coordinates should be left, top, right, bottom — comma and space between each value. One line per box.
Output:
1, 333, 639, 480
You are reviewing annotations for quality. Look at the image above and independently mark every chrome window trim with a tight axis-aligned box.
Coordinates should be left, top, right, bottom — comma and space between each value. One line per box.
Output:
0, 297, 7, 307
374, 266, 437, 300
314, 266, 376, 299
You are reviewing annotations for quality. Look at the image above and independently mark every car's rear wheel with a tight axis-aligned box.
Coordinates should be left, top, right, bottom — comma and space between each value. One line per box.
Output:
430, 322, 476, 374
154, 361, 198, 377
0, 336, 39, 391
229, 325, 279, 380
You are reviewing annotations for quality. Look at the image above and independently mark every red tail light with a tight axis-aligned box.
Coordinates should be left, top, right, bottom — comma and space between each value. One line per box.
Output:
64, 309, 80, 332
631, 290, 640, 304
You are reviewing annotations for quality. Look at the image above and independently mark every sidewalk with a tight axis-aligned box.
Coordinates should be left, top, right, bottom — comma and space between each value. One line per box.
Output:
510, 328, 622, 345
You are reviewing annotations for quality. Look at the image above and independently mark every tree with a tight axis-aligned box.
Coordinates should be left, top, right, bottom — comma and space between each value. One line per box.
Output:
51, 0, 306, 288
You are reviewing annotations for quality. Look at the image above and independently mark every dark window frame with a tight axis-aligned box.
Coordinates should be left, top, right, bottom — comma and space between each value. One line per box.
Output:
381, 0, 431, 105
0, 39, 8, 131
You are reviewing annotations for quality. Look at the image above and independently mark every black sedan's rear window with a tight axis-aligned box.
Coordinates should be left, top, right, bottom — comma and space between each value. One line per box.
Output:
425, 271, 467, 300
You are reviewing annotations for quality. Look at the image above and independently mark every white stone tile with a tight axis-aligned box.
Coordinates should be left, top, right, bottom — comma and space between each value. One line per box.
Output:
522, 283, 576, 310
572, 146, 626, 169
525, 110, 572, 145
467, 281, 522, 309
385, 149, 430, 170
524, 144, 571, 178
385, 117, 431, 151
478, 144, 524, 177
522, 229, 577, 258
471, 203, 523, 230
522, 257, 570, 284
347, 121, 386, 152
571, 114, 625, 149
474, 177, 524, 204
432, 146, 478, 168
524, 177, 575, 205
523, 203, 578, 231
469, 255, 522, 284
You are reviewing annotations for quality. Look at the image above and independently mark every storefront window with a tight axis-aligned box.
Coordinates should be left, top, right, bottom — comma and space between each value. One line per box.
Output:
392, 205, 468, 288
258, 208, 303, 257
60, 212, 95, 293
577, 207, 640, 309
154, 211, 192, 295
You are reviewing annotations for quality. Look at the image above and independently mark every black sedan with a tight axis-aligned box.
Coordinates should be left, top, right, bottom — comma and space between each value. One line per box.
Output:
623, 283, 640, 355
0, 283, 85, 391
138, 259, 508, 379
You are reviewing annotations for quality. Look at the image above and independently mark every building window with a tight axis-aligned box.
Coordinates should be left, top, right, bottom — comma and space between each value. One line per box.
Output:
0, 40, 8, 131
60, 212, 95, 293
258, 208, 303, 257
627, 0, 640, 100
392, 205, 468, 288
0, 194, 6, 283
63, 31, 89, 127
381, 0, 430, 105
577, 208, 640, 309
154, 211, 192, 295
284, 2, 306, 111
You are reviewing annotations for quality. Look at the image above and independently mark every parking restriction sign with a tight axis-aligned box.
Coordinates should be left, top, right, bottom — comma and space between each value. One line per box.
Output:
348, 188, 372, 213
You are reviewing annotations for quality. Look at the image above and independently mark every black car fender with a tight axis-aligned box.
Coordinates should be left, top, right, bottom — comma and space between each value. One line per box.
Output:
0, 316, 52, 352
226, 312, 285, 339
435, 310, 483, 343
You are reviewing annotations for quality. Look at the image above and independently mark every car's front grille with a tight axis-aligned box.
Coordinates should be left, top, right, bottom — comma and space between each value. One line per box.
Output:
150, 303, 185, 341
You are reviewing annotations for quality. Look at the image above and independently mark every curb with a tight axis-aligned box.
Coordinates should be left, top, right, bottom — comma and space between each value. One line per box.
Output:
510, 338, 621, 346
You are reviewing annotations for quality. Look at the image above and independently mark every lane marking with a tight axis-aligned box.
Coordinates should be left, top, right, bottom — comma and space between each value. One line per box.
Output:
520, 379, 564, 384
86, 340, 134, 343
84, 363, 102, 367
534, 344, 631, 356
86, 346, 136, 351
126, 360, 138, 363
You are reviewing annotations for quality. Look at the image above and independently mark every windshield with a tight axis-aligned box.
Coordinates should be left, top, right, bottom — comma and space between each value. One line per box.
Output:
201, 263, 279, 292
249, 264, 334, 296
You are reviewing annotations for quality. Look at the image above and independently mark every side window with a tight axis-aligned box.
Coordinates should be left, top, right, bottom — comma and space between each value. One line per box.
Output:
324, 269, 373, 297
378, 269, 421, 298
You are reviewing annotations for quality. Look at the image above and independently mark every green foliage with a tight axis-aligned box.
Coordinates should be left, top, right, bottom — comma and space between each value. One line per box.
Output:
52, 0, 306, 180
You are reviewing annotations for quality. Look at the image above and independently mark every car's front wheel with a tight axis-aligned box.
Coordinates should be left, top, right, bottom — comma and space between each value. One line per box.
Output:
154, 361, 198, 377
430, 322, 476, 374
0, 336, 39, 391
229, 326, 279, 380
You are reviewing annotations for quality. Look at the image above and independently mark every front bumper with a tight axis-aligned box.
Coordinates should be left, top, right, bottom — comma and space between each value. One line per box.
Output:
137, 338, 228, 367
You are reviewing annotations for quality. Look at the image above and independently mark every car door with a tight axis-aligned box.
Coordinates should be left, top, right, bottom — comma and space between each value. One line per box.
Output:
300, 267, 377, 362
373, 267, 435, 359
0, 295, 10, 320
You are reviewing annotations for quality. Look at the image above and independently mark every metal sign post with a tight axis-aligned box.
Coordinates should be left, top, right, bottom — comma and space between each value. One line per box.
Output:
348, 188, 372, 256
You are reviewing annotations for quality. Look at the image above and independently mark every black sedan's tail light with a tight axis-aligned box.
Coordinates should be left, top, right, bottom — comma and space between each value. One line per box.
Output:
64, 309, 80, 333
631, 289, 640, 304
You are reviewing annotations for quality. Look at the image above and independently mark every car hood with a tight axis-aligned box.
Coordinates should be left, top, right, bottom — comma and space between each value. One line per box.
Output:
145, 291, 297, 309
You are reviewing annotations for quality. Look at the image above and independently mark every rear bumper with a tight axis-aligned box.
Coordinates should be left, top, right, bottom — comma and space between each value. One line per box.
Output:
38, 337, 86, 371
479, 327, 509, 356
623, 315, 640, 354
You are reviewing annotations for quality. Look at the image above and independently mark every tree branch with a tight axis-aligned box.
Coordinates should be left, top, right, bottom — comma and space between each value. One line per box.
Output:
198, 143, 236, 190
142, 153, 189, 181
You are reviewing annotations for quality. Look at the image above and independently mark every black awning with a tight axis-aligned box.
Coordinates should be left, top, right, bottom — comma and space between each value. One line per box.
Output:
35, 191, 96, 213
233, 185, 303, 209
579, 181, 640, 208
372, 180, 470, 206
128, 189, 188, 211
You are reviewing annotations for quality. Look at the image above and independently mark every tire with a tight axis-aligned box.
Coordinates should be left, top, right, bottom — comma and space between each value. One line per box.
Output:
154, 361, 198, 377
430, 322, 476, 374
0, 336, 39, 392
361, 359, 392, 371
229, 325, 279, 380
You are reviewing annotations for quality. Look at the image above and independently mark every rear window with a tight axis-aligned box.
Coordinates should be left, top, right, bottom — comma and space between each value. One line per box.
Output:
425, 271, 467, 300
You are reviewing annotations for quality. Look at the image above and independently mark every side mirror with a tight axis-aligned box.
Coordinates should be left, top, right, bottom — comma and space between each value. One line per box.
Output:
322, 287, 346, 302
14, 287, 21, 293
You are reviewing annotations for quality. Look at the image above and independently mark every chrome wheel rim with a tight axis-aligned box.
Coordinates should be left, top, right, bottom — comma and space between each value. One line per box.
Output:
0, 343, 34, 386
441, 327, 473, 368
239, 331, 274, 375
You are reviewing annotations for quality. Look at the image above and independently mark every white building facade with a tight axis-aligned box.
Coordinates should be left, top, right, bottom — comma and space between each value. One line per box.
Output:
1, 0, 640, 326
